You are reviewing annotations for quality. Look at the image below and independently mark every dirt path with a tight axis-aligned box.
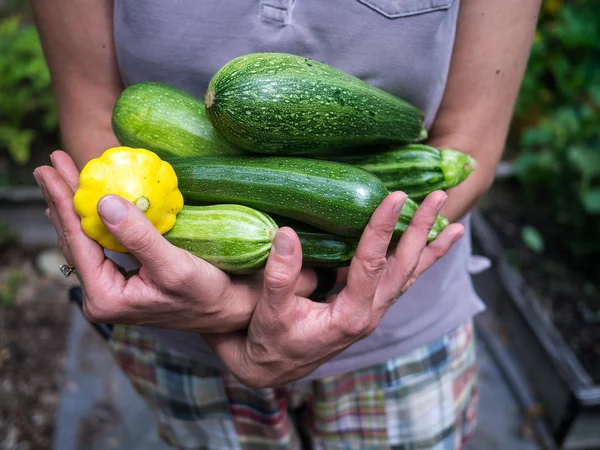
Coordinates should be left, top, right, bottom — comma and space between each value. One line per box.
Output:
0, 246, 73, 450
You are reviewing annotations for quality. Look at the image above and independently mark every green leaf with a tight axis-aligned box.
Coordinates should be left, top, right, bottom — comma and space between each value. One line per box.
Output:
520, 126, 555, 148
567, 146, 600, 177
514, 150, 560, 185
0, 126, 35, 165
521, 225, 545, 254
588, 85, 600, 108
0, 16, 58, 164
581, 188, 600, 214
0, 221, 16, 247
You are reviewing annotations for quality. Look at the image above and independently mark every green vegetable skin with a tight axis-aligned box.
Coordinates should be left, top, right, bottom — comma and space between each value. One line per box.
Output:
327, 144, 477, 200
112, 82, 243, 158
167, 155, 448, 242
163, 204, 276, 274
271, 215, 357, 268
204, 52, 427, 155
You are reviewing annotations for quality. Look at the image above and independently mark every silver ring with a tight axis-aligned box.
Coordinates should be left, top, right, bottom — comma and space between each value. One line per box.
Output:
59, 264, 76, 278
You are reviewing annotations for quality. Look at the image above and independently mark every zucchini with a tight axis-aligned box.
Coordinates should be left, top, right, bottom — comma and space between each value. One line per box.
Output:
204, 52, 426, 156
166, 155, 447, 241
112, 82, 243, 158
271, 215, 357, 268
164, 204, 276, 274
327, 144, 477, 200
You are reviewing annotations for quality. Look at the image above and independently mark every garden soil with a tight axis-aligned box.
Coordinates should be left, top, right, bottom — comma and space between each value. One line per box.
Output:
480, 179, 600, 384
0, 245, 72, 450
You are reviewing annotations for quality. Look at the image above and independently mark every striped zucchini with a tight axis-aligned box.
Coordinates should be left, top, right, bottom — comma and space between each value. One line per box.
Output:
327, 144, 477, 200
112, 82, 243, 158
166, 155, 448, 242
204, 52, 426, 155
163, 204, 276, 274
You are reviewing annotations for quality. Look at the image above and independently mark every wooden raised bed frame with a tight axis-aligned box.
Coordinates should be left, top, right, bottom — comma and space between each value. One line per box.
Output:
470, 209, 600, 450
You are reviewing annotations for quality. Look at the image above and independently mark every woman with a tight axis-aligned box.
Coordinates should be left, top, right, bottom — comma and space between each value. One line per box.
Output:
31, 0, 541, 448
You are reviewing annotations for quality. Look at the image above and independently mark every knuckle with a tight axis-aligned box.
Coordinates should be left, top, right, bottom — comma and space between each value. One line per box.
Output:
366, 317, 381, 336
247, 340, 277, 366
356, 254, 387, 278
366, 219, 396, 238
240, 374, 269, 389
123, 227, 157, 255
402, 278, 416, 293
119, 288, 143, 312
428, 243, 449, 260
410, 214, 436, 235
264, 268, 292, 291
401, 265, 417, 285
83, 295, 114, 323
338, 314, 372, 339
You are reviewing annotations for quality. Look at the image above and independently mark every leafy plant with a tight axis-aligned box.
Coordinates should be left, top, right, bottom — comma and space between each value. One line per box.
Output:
510, 0, 600, 258
521, 225, 545, 254
0, 16, 59, 165
0, 221, 16, 247
0, 269, 25, 307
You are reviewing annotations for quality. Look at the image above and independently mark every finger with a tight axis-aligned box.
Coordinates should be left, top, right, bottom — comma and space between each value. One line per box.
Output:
400, 223, 464, 293
50, 150, 80, 192
96, 194, 226, 287
35, 166, 107, 279
47, 203, 75, 264
296, 267, 319, 298
375, 191, 448, 306
259, 227, 303, 316
36, 172, 74, 264
336, 191, 406, 313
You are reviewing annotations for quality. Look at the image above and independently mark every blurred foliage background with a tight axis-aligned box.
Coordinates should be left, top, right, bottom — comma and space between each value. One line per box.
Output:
509, 0, 600, 260
0, 0, 598, 258
0, 4, 58, 176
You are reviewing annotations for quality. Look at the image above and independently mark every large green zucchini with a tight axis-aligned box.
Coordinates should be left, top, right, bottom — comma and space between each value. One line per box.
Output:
166, 155, 447, 241
327, 144, 476, 200
163, 204, 276, 274
204, 52, 426, 155
112, 82, 243, 158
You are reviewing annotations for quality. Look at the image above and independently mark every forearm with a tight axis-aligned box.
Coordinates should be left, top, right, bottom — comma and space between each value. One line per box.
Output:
31, 0, 123, 170
427, 0, 542, 222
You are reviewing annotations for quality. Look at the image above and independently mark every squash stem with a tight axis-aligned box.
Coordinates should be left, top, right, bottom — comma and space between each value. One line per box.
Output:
135, 196, 151, 212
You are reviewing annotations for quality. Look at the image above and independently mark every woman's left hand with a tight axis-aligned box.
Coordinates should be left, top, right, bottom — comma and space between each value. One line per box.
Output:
203, 190, 464, 388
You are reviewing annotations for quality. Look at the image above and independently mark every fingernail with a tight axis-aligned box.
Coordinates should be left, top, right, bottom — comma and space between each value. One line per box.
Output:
392, 193, 407, 216
98, 195, 127, 225
49, 153, 55, 167
273, 230, 293, 257
436, 193, 448, 213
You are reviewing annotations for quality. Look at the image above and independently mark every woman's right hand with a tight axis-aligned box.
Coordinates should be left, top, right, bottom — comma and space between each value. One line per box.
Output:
33, 151, 319, 334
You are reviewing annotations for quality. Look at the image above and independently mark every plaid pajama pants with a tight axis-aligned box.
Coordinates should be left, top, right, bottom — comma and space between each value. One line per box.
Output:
109, 320, 478, 450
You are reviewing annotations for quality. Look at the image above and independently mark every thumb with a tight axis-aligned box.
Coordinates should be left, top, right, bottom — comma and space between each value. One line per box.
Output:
261, 227, 303, 314
97, 194, 182, 273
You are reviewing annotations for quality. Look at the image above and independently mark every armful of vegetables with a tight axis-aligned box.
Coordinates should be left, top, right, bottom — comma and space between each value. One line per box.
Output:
74, 52, 477, 277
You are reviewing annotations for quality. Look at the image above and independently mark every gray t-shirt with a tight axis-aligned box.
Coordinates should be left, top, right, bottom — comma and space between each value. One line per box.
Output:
110, 0, 485, 380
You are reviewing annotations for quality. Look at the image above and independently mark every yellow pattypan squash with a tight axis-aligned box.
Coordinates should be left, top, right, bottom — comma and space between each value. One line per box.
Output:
74, 146, 184, 252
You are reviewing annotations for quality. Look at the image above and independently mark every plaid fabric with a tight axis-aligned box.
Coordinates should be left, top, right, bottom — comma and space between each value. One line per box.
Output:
109, 321, 478, 450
